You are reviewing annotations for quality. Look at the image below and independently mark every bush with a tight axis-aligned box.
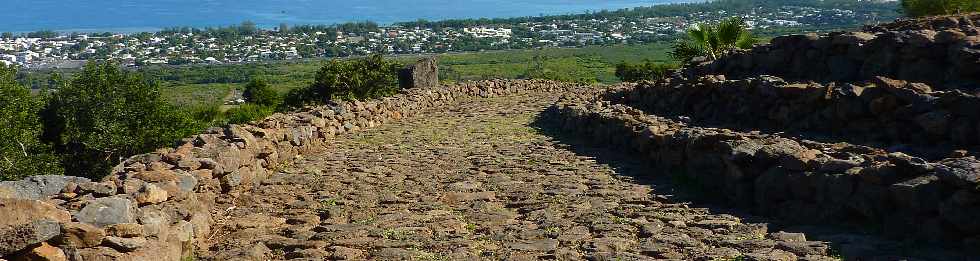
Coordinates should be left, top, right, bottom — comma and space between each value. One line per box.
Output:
243, 78, 279, 107
186, 105, 224, 125
224, 104, 274, 124
284, 54, 401, 108
615, 61, 677, 82
901, 0, 980, 17
41, 62, 202, 179
0, 65, 62, 180
671, 17, 756, 62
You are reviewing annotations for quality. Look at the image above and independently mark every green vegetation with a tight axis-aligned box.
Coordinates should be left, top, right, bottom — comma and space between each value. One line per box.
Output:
131, 43, 677, 110
615, 60, 677, 82
161, 83, 234, 108
521, 55, 598, 84
671, 17, 756, 62
243, 78, 279, 107
901, 0, 980, 17
224, 104, 275, 125
228, 79, 279, 125
0, 65, 62, 180
41, 62, 207, 178
439, 42, 675, 83
285, 55, 403, 107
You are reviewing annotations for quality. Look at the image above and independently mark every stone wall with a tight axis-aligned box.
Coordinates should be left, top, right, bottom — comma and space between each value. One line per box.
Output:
0, 79, 580, 261
686, 13, 980, 91
547, 85, 980, 249
617, 74, 980, 159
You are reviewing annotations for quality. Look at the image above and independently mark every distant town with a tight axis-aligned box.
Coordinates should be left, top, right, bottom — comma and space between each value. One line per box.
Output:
0, 1, 897, 69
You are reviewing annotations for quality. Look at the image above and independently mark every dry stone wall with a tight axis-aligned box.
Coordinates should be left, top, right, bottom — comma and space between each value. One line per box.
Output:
618, 74, 980, 159
0, 79, 579, 261
686, 13, 980, 91
547, 85, 980, 249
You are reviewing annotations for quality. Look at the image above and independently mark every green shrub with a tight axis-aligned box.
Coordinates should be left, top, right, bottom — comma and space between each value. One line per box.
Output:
671, 16, 756, 62
224, 104, 274, 124
284, 54, 401, 108
41, 62, 202, 179
186, 105, 224, 125
615, 61, 677, 82
0, 65, 62, 180
901, 0, 980, 17
243, 78, 279, 107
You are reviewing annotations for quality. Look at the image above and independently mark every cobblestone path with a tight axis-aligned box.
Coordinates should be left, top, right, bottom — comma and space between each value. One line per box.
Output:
199, 92, 839, 260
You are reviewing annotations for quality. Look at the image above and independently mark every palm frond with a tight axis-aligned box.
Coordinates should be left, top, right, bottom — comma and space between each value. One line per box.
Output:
672, 16, 755, 63
686, 23, 710, 44
670, 40, 709, 62
716, 17, 745, 48
736, 31, 757, 49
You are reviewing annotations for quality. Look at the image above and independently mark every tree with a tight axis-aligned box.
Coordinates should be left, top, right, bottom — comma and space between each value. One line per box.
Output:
285, 54, 401, 107
615, 61, 677, 82
1, 32, 12, 39
243, 78, 279, 107
0, 65, 62, 180
41, 62, 201, 179
671, 17, 756, 63
901, 0, 980, 17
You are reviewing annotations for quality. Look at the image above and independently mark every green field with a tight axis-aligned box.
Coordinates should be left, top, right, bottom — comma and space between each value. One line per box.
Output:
160, 83, 235, 108
155, 42, 676, 108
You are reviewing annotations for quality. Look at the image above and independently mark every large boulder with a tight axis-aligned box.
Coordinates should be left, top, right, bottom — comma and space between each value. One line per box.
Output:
0, 220, 61, 256
0, 175, 91, 200
76, 197, 137, 227
936, 157, 980, 189
19, 242, 67, 261
0, 198, 71, 227
58, 222, 106, 248
398, 57, 439, 89
134, 183, 168, 205
0, 199, 71, 255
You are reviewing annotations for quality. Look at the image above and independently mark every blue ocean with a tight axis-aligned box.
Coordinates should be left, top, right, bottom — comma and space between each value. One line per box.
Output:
3, 0, 694, 33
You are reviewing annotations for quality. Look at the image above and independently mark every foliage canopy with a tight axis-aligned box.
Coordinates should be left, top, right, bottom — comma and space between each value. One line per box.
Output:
0, 65, 62, 180
285, 54, 402, 107
243, 78, 280, 107
615, 61, 677, 82
671, 17, 756, 63
42, 62, 203, 178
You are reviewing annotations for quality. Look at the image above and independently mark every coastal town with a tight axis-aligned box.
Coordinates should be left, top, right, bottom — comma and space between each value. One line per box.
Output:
0, 3, 892, 69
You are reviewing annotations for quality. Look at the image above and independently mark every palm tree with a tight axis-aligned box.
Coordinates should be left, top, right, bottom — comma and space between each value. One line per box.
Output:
671, 17, 757, 63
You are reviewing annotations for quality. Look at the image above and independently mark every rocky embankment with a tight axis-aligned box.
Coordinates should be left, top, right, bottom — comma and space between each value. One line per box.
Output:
0, 80, 578, 260
687, 13, 980, 90
546, 13, 980, 257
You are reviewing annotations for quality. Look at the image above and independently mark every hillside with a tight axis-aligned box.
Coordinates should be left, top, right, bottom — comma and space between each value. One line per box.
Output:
2, 13, 980, 261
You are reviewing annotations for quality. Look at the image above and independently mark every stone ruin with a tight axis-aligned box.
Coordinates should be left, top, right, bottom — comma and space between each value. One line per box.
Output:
0, 79, 578, 261
684, 13, 980, 91
546, 13, 980, 255
398, 56, 439, 89
3, 13, 980, 260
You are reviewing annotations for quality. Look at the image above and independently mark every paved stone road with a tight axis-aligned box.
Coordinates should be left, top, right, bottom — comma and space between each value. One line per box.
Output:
198, 92, 839, 260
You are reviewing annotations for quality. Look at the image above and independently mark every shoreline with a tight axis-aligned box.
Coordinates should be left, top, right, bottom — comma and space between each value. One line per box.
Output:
4, 0, 699, 34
